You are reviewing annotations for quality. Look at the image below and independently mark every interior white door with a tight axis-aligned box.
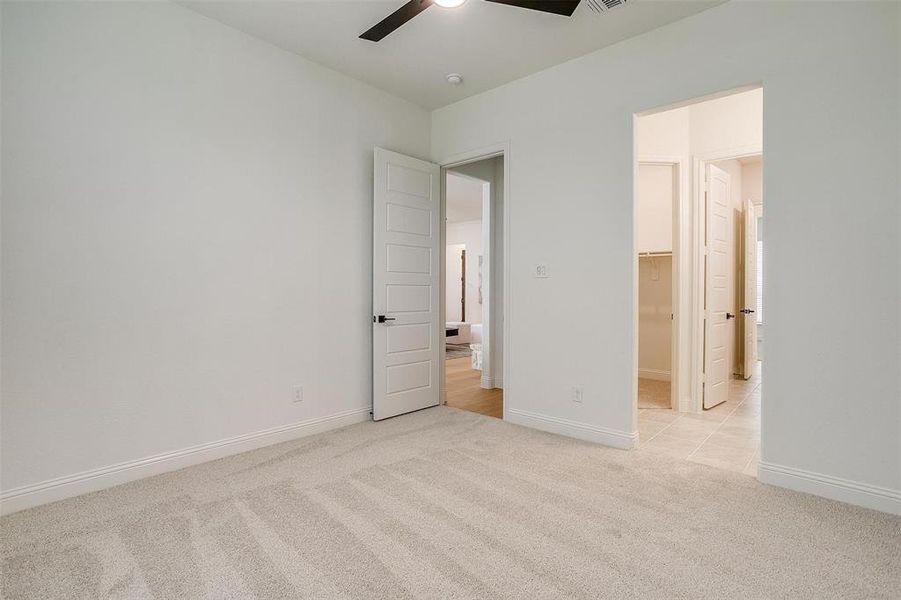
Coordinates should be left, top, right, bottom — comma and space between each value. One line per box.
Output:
372, 148, 441, 420
741, 198, 758, 379
704, 164, 732, 409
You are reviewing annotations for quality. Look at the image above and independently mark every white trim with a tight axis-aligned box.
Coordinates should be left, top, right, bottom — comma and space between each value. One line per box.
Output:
758, 462, 901, 515
633, 155, 686, 419
696, 143, 762, 162
635, 83, 763, 118
690, 146, 763, 413
478, 376, 504, 389
0, 408, 370, 516
480, 177, 493, 392
444, 218, 484, 227
437, 141, 511, 421
437, 143, 505, 169
637, 368, 671, 382
506, 408, 637, 450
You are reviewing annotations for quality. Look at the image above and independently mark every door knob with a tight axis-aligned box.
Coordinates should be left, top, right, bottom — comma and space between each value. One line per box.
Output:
739, 308, 756, 314
374, 315, 396, 324
726, 313, 736, 320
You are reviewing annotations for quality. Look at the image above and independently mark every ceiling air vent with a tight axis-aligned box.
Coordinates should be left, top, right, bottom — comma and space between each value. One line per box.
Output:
585, 0, 629, 12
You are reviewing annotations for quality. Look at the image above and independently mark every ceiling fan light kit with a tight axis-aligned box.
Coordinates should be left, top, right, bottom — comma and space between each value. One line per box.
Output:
360, 0, 610, 43
434, 0, 468, 7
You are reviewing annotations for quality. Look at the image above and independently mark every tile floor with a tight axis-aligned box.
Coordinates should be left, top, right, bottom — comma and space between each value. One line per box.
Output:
637, 363, 761, 477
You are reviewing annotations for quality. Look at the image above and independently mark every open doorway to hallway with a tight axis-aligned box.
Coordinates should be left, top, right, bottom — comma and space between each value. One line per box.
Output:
634, 87, 763, 476
442, 157, 504, 418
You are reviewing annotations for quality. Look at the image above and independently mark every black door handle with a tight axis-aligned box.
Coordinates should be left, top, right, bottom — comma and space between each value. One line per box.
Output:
374, 315, 396, 323
739, 308, 756, 314
726, 313, 736, 320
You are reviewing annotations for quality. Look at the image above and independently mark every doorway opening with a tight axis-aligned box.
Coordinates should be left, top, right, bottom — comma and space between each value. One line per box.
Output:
442, 157, 505, 418
634, 87, 763, 476
636, 160, 679, 411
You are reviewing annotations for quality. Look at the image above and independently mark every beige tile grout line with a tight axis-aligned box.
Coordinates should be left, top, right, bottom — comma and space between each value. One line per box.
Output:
740, 447, 760, 473
641, 410, 683, 444
642, 375, 761, 461
643, 385, 743, 446
684, 390, 750, 460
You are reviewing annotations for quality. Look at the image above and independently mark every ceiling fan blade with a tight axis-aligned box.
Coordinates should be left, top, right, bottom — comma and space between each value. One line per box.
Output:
483, 0, 581, 17
360, 0, 434, 42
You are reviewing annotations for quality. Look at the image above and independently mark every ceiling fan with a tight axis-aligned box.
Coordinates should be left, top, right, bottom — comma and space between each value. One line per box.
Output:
360, 0, 585, 42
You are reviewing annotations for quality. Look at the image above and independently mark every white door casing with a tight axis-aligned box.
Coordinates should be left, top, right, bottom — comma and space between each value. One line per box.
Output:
703, 164, 731, 409
446, 244, 465, 323
372, 148, 441, 420
742, 197, 758, 379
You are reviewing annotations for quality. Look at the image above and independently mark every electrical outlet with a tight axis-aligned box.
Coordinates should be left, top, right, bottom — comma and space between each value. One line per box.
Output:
535, 262, 549, 278
572, 386, 584, 403
292, 385, 304, 403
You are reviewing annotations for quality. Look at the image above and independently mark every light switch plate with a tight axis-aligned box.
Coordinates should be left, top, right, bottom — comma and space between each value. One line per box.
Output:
535, 263, 549, 278
572, 386, 584, 403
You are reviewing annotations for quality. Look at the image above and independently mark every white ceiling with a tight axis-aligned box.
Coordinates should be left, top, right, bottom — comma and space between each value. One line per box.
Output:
179, 0, 725, 109
446, 172, 484, 223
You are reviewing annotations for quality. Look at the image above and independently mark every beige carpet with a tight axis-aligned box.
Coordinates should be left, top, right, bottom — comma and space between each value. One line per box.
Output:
638, 377, 671, 409
2, 407, 899, 599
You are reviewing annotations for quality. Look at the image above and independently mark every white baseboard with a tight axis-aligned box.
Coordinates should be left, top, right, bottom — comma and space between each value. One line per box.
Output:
638, 368, 671, 382
506, 408, 636, 449
758, 461, 901, 515
480, 375, 504, 389
0, 408, 371, 516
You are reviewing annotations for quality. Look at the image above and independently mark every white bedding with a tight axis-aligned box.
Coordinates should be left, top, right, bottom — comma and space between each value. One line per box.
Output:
446, 321, 476, 344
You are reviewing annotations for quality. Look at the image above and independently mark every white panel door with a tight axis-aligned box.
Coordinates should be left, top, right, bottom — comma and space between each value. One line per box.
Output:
372, 148, 440, 420
741, 198, 758, 379
704, 164, 732, 409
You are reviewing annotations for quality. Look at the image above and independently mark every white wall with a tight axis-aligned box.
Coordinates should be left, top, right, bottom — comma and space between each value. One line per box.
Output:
690, 89, 763, 156
636, 106, 690, 159
0, 1, 430, 505
431, 1, 900, 509
446, 221, 483, 324
638, 256, 672, 379
635, 164, 674, 254
445, 171, 484, 222
742, 160, 763, 206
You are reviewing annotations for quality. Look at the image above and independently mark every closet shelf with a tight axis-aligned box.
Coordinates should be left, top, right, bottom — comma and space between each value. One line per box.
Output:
638, 251, 673, 257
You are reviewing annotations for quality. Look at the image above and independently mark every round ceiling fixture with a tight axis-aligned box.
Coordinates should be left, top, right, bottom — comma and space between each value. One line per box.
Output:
446, 73, 464, 85
434, 0, 467, 8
